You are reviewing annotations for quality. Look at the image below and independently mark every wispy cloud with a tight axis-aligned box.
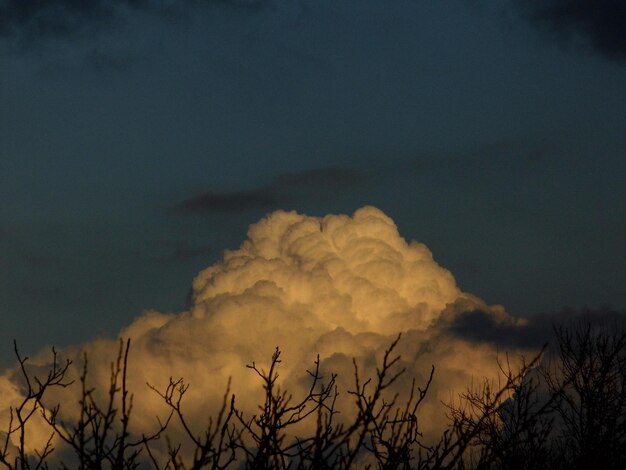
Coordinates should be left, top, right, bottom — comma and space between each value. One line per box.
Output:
174, 166, 361, 214
174, 188, 278, 214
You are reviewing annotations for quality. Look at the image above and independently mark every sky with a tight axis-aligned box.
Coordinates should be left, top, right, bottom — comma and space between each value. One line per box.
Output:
1, 0, 626, 369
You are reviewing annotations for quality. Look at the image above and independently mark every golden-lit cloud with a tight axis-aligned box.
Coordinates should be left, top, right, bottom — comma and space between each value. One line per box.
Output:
0, 206, 534, 457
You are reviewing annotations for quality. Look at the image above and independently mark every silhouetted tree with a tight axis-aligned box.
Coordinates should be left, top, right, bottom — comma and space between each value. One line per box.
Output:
147, 377, 239, 470
1, 340, 168, 470
445, 351, 556, 470
2, 318, 625, 469
0, 341, 71, 470
545, 320, 626, 470
449, 317, 626, 470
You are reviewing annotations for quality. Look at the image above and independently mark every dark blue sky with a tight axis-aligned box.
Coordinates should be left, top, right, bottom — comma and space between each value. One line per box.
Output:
1, 0, 625, 366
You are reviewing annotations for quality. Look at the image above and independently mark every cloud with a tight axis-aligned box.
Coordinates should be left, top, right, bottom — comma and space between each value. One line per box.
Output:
174, 188, 278, 213
0, 0, 117, 45
514, 0, 626, 61
175, 166, 360, 214
0, 0, 270, 48
0, 206, 539, 460
436, 305, 550, 350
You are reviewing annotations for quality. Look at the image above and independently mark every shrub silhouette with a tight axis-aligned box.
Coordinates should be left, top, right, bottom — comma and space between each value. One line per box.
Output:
445, 317, 626, 470
1, 318, 625, 469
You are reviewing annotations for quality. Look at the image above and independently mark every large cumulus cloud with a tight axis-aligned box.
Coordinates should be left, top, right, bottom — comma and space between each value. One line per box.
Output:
0, 206, 535, 457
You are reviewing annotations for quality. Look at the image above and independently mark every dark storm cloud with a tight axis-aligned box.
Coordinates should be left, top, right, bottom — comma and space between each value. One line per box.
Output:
0, 0, 269, 46
514, 0, 626, 61
0, 0, 117, 44
440, 309, 549, 349
175, 166, 360, 214
441, 306, 626, 350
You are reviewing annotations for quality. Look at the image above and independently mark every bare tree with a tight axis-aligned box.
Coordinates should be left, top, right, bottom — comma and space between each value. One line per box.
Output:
0, 342, 72, 470
544, 319, 626, 470
444, 350, 554, 470
231, 334, 438, 469
233, 347, 339, 469
1, 339, 169, 470
39, 339, 170, 469
147, 377, 240, 470
442, 317, 626, 470
3, 317, 625, 469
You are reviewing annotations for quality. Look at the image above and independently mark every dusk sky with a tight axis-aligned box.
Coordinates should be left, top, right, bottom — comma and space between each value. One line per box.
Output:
1, 0, 625, 367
